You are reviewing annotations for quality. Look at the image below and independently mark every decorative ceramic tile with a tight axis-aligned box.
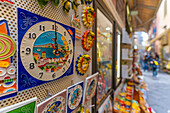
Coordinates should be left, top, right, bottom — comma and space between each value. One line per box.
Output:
98, 95, 112, 113
0, 97, 37, 113
0, 19, 17, 100
83, 72, 98, 105
66, 81, 84, 113
17, 8, 75, 91
37, 89, 66, 113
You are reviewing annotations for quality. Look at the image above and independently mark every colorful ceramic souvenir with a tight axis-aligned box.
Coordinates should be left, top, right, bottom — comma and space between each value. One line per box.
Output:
82, 7, 95, 28
82, 30, 95, 51
71, 15, 81, 39
18, 8, 75, 91
76, 104, 84, 113
36, 0, 49, 9
37, 0, 60, 9
67, 81, 84, 113
72, 0, 80, 12
97, 65, 112, 104
75, 54, 91, 75
98, 95, 112, 113
0, 0, 14, 4
51, 0, 60, 8
37, 89, 66, 113
0, 97, 37, 113
0, 19, 17, 99
84, 0, 93, 5
83, 72, 98, 105
62, 0, 72, 14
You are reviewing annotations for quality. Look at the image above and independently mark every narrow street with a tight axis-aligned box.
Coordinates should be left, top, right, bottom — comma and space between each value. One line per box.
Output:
143, 71, 170, 113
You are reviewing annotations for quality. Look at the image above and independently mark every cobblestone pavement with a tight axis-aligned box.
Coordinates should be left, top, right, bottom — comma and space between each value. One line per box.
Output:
143, 71, 170, 113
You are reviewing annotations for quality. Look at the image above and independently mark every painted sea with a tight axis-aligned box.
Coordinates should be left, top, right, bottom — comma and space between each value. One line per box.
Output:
33, 47, 64, 58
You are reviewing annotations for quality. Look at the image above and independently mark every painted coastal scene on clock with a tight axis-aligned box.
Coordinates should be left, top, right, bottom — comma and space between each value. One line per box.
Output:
33, 31, 69, 72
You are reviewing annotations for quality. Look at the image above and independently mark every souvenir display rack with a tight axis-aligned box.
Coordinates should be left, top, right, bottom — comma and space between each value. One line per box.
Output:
113, 62, 155, 113
0, 0, 92, 110
0, 0, 126, 112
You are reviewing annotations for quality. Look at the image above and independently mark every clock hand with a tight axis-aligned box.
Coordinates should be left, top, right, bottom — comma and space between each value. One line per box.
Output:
51, 44, 68, 68
54, 23, 58, 49
51, 44, 58, 52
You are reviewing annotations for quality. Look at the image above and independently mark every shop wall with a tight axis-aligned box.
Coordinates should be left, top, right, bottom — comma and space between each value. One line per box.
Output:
156, 0, 170, 37
0, 0, 92, 111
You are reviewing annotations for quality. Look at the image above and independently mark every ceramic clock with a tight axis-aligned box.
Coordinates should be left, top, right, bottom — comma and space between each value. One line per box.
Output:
37, 89, 66, 113
75, 54, 91, 75
83, 72, 98, 105
0, 19, 17, 100
18, 8, 75, 91
67, 81, 84, 113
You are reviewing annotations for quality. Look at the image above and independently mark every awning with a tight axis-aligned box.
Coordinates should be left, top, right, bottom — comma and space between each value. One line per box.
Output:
149, 28, 170, 46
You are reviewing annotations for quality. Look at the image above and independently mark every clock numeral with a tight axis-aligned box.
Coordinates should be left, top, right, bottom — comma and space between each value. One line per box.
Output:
70, 50, 72, 54
68, 59, 70, 63
68, 40, 71, 44
52, 73, 56, 78
52, 25, 58, 31
64, 31, 66, 36
62, 67, 65, 72
52, 25, 55, 30
29, 63, 35, 69
25, 48, 31, 55
29, 33, 36, 39
39, 72, 43, 78
39, 25, 45, 31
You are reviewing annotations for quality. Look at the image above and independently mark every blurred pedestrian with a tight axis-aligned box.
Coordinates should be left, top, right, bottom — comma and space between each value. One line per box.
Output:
155, 52, 159, 60
155, 52, 160, 71
151, 56, 159, 78
149, 53, 153, 71
143, 53, 149, 72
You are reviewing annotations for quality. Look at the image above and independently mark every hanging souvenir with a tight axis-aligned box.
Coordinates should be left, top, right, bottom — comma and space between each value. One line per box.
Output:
82, 30, 95, 51
71, 15, 81, 39
72, 0, 80, 12
0, 19, 17, 100
67, 81, 84, 113
83, 72, 98, 105
98, 95, 112, 113
37, 0, 60, 9
37, 89, 66, 113
0, 97, 37, 113
75, 54, 91, 75
0, 0, 14, 4
37, 0, 49, 9
82, 7, 95, 28
84, 0, 93, 5
51, 0, 60, 8
17, 8, 75, 91
76, 104, 84, 113
62, 0, 72, 14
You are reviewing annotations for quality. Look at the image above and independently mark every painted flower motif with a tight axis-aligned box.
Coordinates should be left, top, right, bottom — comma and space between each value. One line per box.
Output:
20, 12, 38, 30
21, 74, 37, 89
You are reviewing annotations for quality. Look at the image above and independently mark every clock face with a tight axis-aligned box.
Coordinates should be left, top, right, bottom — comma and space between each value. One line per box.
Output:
68, 85, 83, 110
18, 8, 75, 91
42, 96, 65, 113
86, 78, 97, 100
20, 21, 73, 81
